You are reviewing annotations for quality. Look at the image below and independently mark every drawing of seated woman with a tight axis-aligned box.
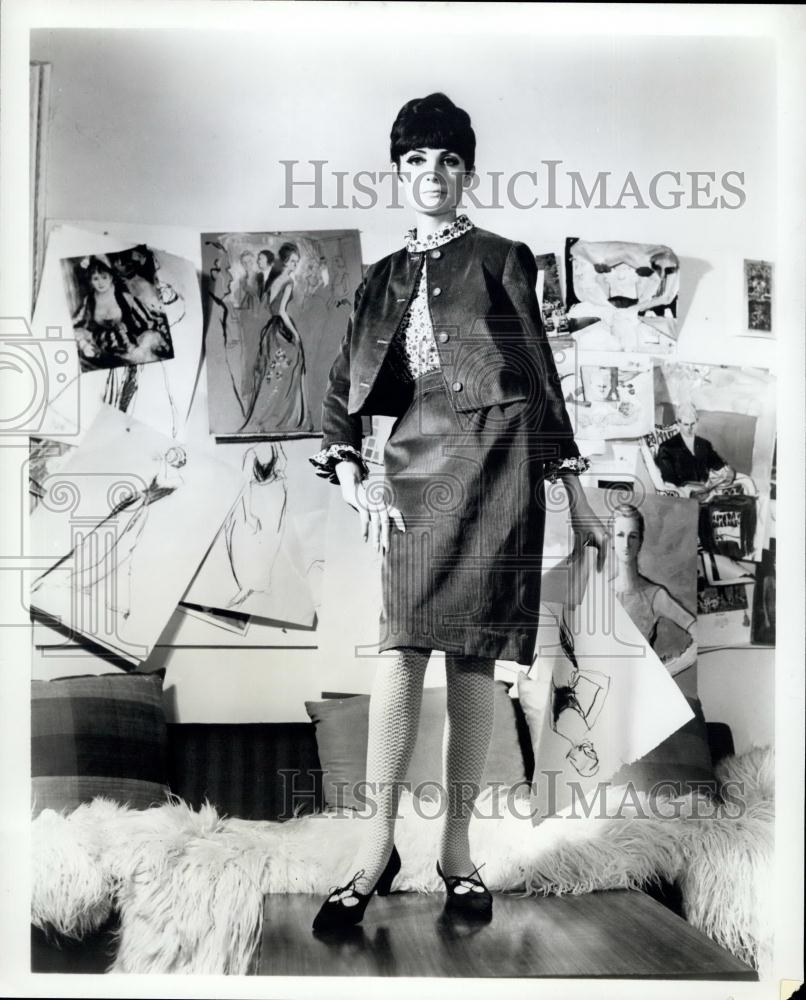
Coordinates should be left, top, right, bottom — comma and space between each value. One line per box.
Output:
71, 255, 172, 371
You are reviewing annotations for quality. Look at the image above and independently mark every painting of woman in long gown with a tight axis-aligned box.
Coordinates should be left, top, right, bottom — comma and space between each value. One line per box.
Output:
202, 229, 363, 438
239, 243, 314, 434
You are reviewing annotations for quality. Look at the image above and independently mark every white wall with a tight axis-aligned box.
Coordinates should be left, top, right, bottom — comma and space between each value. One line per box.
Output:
29, 27, 779, 742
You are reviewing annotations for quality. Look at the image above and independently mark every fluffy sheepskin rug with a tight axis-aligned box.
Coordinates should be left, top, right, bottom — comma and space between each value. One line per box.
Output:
31, 746, 773, 976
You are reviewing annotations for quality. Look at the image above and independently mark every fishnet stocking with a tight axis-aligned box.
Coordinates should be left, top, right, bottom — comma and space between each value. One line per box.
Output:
345, 647, 428, 894
438, 653, 496, 878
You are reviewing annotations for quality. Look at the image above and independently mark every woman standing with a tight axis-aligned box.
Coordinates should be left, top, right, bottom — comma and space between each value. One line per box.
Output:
309, 93, 607, 930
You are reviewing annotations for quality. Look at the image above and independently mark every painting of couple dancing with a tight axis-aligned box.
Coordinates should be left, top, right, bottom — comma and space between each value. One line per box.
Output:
202, 230, 362, 438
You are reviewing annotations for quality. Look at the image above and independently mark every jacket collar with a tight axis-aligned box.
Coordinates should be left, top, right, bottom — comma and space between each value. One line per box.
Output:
403, 213, 474, 253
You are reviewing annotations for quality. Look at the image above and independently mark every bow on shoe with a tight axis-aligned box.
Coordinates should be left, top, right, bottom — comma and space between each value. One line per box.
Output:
326, 869, 367, 906
436, 859, 493, 921
445, 862, 487, 894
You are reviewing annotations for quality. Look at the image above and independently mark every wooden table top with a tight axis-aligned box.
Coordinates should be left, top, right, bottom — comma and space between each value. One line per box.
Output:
256, 889, 757, 979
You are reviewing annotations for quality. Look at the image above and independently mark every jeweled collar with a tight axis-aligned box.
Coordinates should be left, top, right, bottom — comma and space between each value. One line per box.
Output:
404, 214, 474, 253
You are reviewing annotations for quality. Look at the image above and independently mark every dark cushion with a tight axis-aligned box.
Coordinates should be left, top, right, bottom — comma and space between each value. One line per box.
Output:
31, 671, 170, 816
166, 722, 324, 821
305, 681, 528, 810
609, 696, 717, 796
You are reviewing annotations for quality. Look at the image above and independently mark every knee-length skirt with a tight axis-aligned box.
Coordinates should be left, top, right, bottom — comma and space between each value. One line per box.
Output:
378, 368, 550, 666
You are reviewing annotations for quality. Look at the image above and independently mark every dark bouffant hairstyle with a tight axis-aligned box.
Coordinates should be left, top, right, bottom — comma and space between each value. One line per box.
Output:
390, 93, 476, 172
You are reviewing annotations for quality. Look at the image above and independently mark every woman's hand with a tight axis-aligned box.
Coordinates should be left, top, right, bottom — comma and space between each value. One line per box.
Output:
560, 472, 609, 571
662, 638, 698, 677
335, 460, 405, 554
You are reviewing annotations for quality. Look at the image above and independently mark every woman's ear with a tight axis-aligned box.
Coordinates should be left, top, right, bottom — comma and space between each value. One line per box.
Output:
462, 169, 476, 188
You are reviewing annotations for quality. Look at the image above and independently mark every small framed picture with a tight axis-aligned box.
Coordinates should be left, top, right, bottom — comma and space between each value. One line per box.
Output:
744, 259, 773, 336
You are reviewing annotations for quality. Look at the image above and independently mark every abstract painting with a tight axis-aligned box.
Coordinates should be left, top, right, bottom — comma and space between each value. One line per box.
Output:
535, 252, 569, 335
554, 348, 654, 441
29, 405, 242, 663
696, 563, 753, 647
202, 229, 362, 438
744, 259, 773, 335
564, 237, 679, 353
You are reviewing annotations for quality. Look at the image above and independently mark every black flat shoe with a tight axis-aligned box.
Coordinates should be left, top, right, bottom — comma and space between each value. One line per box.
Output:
312, 845, 401, 933
436, 860, 493, 921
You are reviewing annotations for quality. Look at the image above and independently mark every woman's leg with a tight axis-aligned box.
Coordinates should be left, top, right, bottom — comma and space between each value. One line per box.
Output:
439, 653, 496, 877
346, 646, 429, 894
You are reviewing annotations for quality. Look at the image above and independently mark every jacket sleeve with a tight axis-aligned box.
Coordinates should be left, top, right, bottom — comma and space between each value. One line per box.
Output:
308, 275, 369, 484
502, 241, 589, 478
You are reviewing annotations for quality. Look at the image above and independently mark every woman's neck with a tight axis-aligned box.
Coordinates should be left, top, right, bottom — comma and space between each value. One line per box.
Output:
413, 208, 458, 240
614, 561, 642, 592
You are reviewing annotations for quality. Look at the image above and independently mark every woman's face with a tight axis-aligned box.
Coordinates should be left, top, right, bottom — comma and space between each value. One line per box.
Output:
283, 253, 300, 274
90, 269, 113, 293
613, 515, 642, 565
258, 252, 270, 270
396, 147, 470, 216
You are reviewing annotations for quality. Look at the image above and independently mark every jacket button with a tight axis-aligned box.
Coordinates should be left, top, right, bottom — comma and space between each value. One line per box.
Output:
430, 250, 442, 259
438, 331, 450, 343
452, 381, 463, 392
432, 286, 442, 296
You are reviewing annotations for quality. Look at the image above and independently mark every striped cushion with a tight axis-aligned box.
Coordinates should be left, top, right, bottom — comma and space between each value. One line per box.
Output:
31, 672, 170, 816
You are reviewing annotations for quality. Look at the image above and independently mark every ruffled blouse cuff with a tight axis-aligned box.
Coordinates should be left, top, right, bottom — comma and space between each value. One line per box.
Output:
543, 455, 591, 483
309, 443, 369, 485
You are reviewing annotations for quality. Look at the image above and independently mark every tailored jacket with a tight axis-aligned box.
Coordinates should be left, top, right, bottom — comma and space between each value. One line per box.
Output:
320, 225, 581, 465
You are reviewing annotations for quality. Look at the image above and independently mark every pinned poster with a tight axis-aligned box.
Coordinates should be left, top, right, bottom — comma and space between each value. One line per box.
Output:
201, 229, 362, 438
554, 348, 654, 441
525, 549, 694, 823
29, 405, 242, 664
182, 440, 329, 627
564, 237, 680, 353
644, 363, 776, 563
32, 224, 203, 442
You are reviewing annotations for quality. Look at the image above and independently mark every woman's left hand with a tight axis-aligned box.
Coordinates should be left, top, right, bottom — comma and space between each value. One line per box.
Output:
570, 510, 609, 572
561, 472, 609, 571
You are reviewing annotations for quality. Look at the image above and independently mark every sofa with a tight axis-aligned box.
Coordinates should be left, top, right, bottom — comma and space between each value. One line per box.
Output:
32, 665, 760, 977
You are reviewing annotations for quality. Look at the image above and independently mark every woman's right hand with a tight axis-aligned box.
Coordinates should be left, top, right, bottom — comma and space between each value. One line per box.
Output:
335, 460, 405, 554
